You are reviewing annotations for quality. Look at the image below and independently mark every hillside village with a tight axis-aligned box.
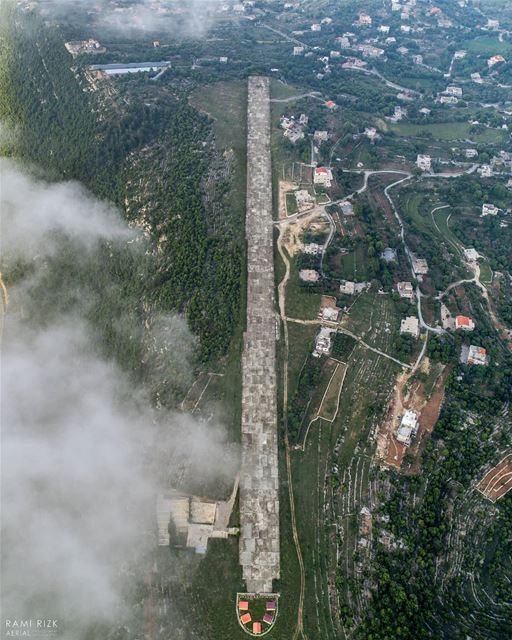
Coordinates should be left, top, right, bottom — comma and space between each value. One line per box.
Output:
5, 0, 512, 639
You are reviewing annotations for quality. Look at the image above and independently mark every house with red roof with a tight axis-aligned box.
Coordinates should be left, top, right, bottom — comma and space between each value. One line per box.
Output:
455, 315, 475, 331
314, 166, 333, 187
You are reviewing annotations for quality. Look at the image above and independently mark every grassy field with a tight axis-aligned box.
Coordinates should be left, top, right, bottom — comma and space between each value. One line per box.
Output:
270, 78, 309, 100
390, 121, 506, 144
339, 244, 369, 282
286, 323, 317, 393
285, 255, 322, 320
286, 191, 298, 214
319, 362, 347, 421
479, 259, 493, 284
288, 312, 401, 638
182, 78, 310, 640
463, 35, 512, 55
189, 80, 247, 220
433, 208, 462, 255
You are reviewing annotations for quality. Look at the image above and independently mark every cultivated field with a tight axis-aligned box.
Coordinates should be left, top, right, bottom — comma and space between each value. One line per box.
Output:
477, 454, 512, 502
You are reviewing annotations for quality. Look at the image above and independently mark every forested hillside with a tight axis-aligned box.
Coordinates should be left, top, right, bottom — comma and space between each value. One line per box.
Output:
0, 4, 243, 381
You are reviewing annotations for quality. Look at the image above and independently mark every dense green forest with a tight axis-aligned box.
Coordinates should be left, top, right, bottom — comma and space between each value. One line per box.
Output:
0, 5, 244, 385
359, 346, 512, 639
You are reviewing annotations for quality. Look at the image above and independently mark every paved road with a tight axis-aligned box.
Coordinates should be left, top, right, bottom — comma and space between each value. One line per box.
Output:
270, 92, 324, 103
344, 65, 423, 97
286, 317, 411, 369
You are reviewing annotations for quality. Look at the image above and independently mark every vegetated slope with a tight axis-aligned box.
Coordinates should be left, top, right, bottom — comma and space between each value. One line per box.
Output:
0, 5, 243, 375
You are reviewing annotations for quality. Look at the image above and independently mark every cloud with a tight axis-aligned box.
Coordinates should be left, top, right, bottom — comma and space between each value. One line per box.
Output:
39, 0, 228, 39
0, 162, 238, 633
0, 158, 133, 262
1, 317, 236, 629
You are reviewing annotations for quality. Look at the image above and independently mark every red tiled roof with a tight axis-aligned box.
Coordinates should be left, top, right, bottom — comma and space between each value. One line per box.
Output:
253, 622, 262, 634
240, 613, 252, 625
456, 315, 472, 327
238, 601, 249, 610
315, 167, 328, 174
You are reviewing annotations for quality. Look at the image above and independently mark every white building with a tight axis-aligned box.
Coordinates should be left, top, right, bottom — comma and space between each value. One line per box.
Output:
439, 95, 458, 105
465, 148, 478, 159
314, 130, 329, 142
481, 203, 499, 216
446, 85, 463, 97
322, 307, 340, 322
381, 247, 397, 262
397, 281, 414, 299
378, 25, 390, 34
295, 190, 315, 211
65, 39, 106, 57
400, 316, 420, 338
467, 345, 488, 366
343, 57, 367, 69
284, 126, 304, 143
340, 280, 356, 295
303, 242, 323, 255
357, 12, 372, 26
311, 23, 322, 31
392, 106, 407, 121
416, 154, 432, 172
488, 55, 505, 67
339, 200, 354, 216
293, 46, 305, 55
487, 19, 499, 29
478, 164, 493, 178
471, 72, 483, 84
463, 247, 479, 261
314, 166, 333, 187
336, 36, 351, 48
314, 327, 333, 356
300, 269, 320, 282
412, 257, 429, 275
364, 127, 378, 140
358, 44, 385, 58
396, 410, 419, 446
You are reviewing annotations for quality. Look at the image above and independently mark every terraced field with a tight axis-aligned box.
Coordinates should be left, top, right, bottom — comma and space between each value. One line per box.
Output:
286, 291, 401, 639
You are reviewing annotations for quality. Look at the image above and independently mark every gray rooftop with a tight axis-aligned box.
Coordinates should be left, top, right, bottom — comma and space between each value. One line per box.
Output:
89, 61, 170, 70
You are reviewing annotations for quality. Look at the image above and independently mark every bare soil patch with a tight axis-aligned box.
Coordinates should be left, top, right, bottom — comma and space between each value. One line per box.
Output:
376, 365, 448, 473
